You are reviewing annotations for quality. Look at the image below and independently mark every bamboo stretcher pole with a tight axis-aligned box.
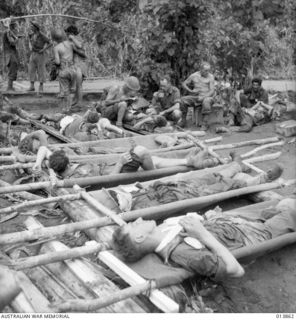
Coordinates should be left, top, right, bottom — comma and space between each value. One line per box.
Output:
9, 242, 104, 270
51, 231, 296, 313
244, 152, 282, 164
0, 135, 280, 157
0, 193, 81, 215
1, 178, 294, 246
0, 152, 282, 195
0, 155, 35, 163
151, 136, 222, 154
242, 151, 282, 174
0, 215, 111, 247
98, 250, 179, 312
24, 218, 145, 313
74, 185, 126, 227
241, 141, 285, 159
0, 147, 12, 155
53, 280, 157, 312
233, 232, 296, 262
212, 136, 280, 150
0, 137, 222, 170
186, 133, 228, 164
0, 162, 35, 171
0, 179, 54, 205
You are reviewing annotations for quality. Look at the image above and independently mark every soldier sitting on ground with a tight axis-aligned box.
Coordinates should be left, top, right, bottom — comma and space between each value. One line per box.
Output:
239, 77, 268, 109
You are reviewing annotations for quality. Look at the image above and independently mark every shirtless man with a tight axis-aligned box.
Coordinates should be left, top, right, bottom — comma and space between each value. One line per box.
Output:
51, 28, 83, 113
180, 62, 215, 129
32, 145, 218, 180
97, 76, 140, 127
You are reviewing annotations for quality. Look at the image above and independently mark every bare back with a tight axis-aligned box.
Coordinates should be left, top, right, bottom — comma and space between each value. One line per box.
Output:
54, 40, 74, 66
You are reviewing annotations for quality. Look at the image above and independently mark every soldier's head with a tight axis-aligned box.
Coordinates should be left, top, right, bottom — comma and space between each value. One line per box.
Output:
65, 25, 79, 36
51, 28, 66, 43
200, 62, 211, 77
48, 150, 70, 175
123, 76, 140, 97
251, 77, 262, 92
159, 75, 172, 92
112, 218, 158, 262
86, 111, 100, 124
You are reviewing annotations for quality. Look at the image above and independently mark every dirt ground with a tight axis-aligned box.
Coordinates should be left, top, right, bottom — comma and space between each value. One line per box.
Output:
1, 87, 296, 313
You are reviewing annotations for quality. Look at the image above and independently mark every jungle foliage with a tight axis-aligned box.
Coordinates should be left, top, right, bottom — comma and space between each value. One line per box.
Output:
0, 0, 295, 95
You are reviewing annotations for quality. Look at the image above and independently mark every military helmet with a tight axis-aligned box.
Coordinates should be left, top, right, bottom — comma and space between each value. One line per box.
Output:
124, 76, 140, 91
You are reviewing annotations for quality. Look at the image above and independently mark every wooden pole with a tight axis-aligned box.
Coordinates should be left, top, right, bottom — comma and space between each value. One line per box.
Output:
24, 217, 145, 313
241, 141, 285, 159
0, 135, 279, 157
0, 152, 282, 195
0, 147, 12, 155
53, 281, 157, 312
233, 232, 296, 262
10, 242, 104, 270
244, 152, 282, 164
76, 186, 126, 226
0, 216, 112, 245
120, 179, 296, 222
0, 162, 35, 171
186, 134, 228, 164
1, 179, 294, 246
51, 231, 296, 312
0, 193, 81, 215
0, 178, 53, 204
212, 136, 279, 151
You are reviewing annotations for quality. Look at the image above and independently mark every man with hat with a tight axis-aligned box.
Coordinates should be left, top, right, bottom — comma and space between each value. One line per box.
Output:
2, 20, 19, 91
27, 21, 51, 95
180, 62, 215, 130
99, 76, 141, 127
239, 77, 268, 109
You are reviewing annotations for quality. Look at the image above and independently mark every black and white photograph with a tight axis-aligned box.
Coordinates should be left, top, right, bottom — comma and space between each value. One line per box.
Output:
0, 0, 295, 318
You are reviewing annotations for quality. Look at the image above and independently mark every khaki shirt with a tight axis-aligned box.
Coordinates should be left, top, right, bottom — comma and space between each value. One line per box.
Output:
151, 86, 181, 111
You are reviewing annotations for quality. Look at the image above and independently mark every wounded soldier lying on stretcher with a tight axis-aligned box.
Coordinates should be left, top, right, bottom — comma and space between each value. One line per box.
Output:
33, 145, 219, 179
40, 109, 124, 141
112, 198, 296, 280
107, 155, 283, 211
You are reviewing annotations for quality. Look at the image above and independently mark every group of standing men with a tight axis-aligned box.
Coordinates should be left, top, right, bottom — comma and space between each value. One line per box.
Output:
3, 20, 51, 94
3, 20, 85, 113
